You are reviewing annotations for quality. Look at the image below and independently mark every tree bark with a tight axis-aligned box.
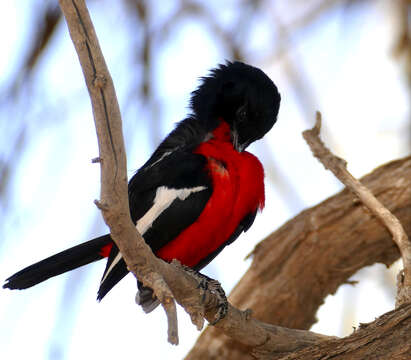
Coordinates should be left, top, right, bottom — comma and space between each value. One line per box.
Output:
272, 303, 411, 360
186, 156, 411, 359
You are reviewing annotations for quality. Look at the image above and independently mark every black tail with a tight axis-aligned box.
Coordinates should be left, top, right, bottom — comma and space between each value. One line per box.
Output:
3, 235, 112, 290
96, 240, 132, 301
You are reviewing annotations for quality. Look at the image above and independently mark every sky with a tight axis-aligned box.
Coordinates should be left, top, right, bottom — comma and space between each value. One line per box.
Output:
0, 1, 409, 359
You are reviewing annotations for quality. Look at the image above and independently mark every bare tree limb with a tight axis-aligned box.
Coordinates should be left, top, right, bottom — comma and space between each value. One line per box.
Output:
303, 112, 411, 306
271, 303, 411, 360
58, 0, 179, 344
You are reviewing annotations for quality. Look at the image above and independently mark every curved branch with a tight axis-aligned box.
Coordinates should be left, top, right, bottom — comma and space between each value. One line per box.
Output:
303, 112, 411, 305
274, 303, 411, 360
58, 0, 179, 344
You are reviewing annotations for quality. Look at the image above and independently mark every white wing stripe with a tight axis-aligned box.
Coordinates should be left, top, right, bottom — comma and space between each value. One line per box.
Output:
136, 186, 207, 235
101, 252, 123, 284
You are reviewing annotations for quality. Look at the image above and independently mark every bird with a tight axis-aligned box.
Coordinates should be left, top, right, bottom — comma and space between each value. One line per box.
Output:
3, 61, 281, 313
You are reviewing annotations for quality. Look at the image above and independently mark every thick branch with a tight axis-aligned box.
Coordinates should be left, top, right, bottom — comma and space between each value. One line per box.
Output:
187, 156, 411, 359
272, 303, 411, 360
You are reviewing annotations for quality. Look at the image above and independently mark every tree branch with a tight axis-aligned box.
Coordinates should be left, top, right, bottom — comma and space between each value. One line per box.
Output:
58, 0, 179, 344
303, 112, 411, 305
273, 303, 411, 360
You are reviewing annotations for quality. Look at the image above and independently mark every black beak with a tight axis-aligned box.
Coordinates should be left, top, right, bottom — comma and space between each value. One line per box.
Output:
231, 128, 248, 152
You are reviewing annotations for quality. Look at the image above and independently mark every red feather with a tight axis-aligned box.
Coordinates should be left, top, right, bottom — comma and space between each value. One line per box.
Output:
99, 243, 112, 258
156, 121, 264, 267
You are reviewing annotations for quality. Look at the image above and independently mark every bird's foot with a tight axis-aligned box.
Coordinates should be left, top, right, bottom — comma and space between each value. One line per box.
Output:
181, 265, 228, 325
135, 285, 160, 313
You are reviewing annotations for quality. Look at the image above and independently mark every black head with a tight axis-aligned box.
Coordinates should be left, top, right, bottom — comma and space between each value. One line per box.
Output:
191, 61, 281, 151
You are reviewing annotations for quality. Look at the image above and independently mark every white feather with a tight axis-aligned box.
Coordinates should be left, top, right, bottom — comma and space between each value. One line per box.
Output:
144, 151, 172, 170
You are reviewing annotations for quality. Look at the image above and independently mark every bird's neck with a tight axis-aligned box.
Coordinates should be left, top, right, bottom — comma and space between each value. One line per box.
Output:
209, 118, 232, 144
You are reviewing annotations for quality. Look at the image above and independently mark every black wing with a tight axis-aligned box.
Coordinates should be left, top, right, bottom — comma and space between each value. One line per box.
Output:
128, 149, 212, 231
97, 148, 212, 300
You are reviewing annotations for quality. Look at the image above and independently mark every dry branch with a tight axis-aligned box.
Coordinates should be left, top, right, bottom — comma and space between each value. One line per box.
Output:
186, 155, 411, 359
58, 0, 179, 344
303, 112, 411, 305
273, 303, 411, 360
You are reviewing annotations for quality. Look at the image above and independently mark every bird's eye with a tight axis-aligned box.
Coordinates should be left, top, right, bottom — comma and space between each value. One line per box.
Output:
236, 105, 247, 123
223, 81, 235, 91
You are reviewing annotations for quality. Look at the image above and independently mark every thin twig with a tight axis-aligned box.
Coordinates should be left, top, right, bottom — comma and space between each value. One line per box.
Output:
303, 111, 411, 306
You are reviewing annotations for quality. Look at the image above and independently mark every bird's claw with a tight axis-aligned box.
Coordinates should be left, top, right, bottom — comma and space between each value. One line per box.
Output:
181, 266, 228, 325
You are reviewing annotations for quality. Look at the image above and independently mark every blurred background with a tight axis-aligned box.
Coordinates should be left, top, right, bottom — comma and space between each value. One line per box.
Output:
0, 0, 409, 359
